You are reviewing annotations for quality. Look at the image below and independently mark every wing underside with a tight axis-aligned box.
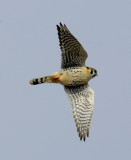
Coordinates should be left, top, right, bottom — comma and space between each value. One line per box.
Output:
64, 84, 94, 141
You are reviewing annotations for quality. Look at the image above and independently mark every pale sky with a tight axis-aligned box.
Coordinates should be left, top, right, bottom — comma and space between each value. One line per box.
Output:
0, 0, 131, 160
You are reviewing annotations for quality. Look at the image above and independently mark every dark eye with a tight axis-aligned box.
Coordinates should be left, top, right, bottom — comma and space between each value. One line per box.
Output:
90, 69, 93, 74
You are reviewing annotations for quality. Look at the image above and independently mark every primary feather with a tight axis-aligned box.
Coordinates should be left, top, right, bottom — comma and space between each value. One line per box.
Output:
64, 84, 94, 141
57, 23, 88, 69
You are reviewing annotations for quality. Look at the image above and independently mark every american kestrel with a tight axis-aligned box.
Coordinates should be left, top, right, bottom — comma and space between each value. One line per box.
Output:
29, 23, 97, 141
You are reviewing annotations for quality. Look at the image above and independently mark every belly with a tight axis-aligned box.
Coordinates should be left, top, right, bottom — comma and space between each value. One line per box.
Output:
59, 67, 90, 86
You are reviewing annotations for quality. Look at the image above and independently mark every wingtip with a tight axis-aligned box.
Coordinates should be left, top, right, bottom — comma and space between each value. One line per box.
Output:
60, 22, 63, 27
59, 22, 67, 28
79, 136, 87, 142
56, 22, 69, 32
56, 24, 59, 29
78, 129, 89, 141
56, 22, 64, 30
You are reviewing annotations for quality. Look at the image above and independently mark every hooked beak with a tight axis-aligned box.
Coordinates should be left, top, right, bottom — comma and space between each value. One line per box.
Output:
94, 69, 98, 76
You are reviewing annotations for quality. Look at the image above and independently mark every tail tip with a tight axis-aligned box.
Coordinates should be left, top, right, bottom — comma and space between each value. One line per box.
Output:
29, 79, 34, 85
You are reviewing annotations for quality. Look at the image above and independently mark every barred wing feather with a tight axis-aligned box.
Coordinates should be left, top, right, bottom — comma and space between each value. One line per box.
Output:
64, 84, 94, 141
57, 23, 88, 69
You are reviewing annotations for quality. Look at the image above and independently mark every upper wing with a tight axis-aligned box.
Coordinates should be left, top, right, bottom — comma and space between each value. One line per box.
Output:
57, 23, 88, 69
64, 84, 94, 141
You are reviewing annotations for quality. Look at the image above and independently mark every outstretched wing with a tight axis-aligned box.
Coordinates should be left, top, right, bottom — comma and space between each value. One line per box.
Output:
57, 23, 88, 69
64, 84, 94, 141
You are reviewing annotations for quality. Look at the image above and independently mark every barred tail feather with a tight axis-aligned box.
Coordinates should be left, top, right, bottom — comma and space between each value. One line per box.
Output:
29, 77, 46, 85
29, 72, 61, 85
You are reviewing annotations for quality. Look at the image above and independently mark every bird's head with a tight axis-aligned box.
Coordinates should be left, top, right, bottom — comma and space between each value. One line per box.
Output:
86, 67, 98, 79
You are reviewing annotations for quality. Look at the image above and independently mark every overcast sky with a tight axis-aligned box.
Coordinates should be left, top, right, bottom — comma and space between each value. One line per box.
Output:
0, 0, 131, 160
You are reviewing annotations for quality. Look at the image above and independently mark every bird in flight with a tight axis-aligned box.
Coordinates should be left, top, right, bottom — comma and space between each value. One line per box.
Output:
29, 23, 97, 141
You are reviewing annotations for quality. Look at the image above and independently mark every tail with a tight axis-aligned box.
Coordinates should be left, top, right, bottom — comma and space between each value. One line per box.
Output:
29, 73, 61, 85
29, 76, 47, 85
